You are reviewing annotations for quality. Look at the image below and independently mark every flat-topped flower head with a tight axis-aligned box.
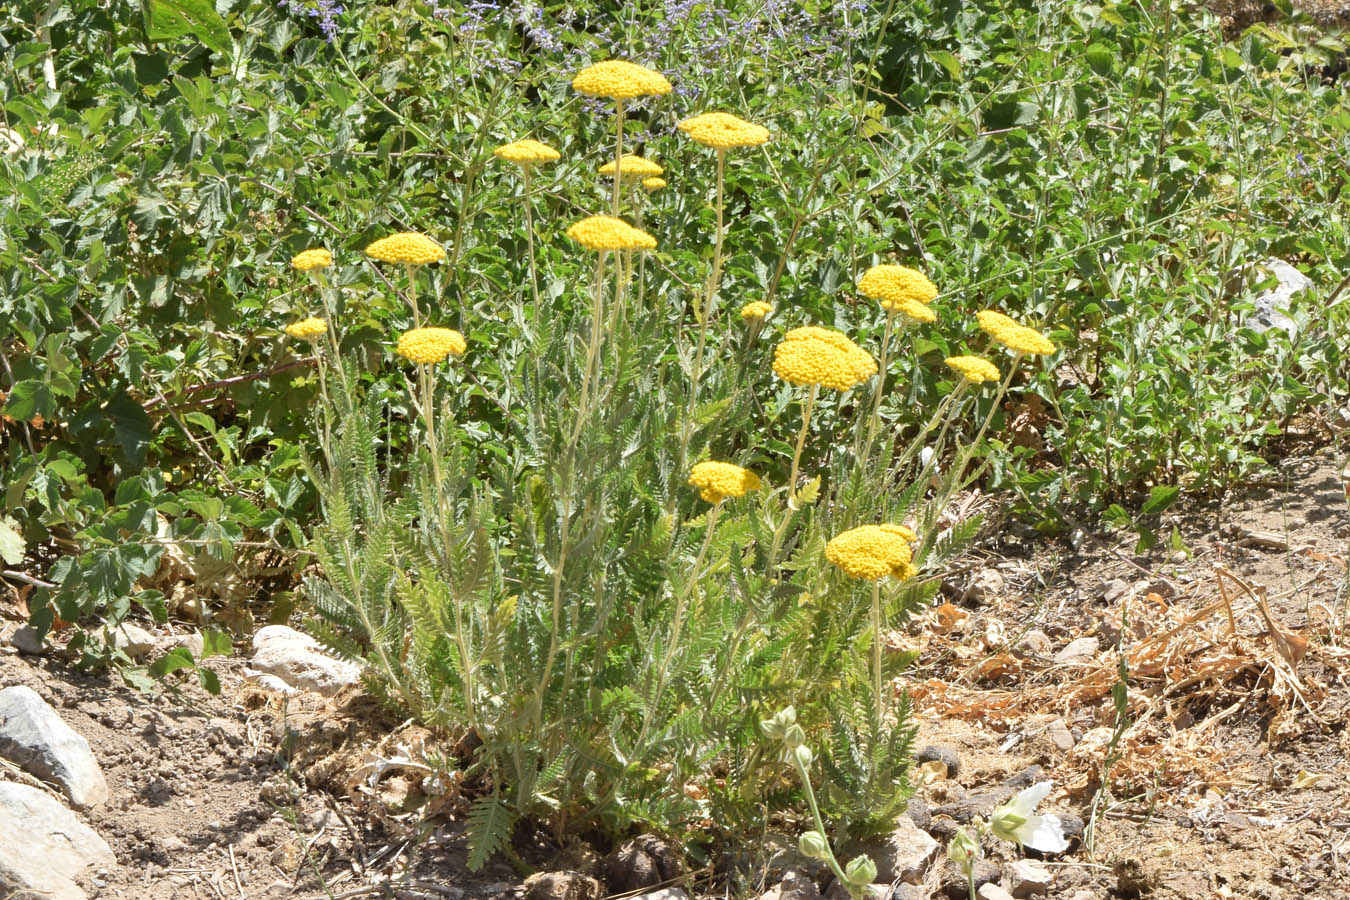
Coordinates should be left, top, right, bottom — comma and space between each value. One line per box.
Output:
977, 310, 1056, 355
397, 327, 466, 365
773, 326, 877, 391
740, 300, 772, 322
566, 215, 657, 251
945, 356, 1000, 384
677, 112, 770, 149
598, 154, 663, 178
894, 298, 937, 323
688, 461, 762, 504
494, 139, 561, 165
365, 232, 445, 266
291, 248, 332, 272
826, 524, 918, 581
572, 60, 672, 99
285, 317, 327, 340
642, 176, 666, 191
858, 264, 938, 310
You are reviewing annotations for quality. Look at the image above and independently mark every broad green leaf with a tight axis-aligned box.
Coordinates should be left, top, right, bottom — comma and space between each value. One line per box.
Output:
1141, 485, 1180, 516
0, 518, 24, 565
200, 629, 233, 659
143, 0, 231, 55
928, 49, 962, 81
149, 646, 196, 677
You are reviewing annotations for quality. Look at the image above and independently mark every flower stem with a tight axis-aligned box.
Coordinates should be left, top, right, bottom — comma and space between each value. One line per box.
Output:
405, 263, 422, 327
787, 383, 819, 504
871, 579, 884, 723
523, 163, 541, 309
612, 99, 624, 216
792, 746, 856, 896
860, 310, 898, 471
677, 148, 727, 482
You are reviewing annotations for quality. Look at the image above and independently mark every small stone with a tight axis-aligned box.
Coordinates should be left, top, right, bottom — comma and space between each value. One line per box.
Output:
1066, 892, 1100, 900
248, 625, 360, 696
823, 882, 891, 900
757, 869, 823, 900
1007, 860, 1052, 897
0, 685, 109, 808
1046, 719, 1075, 751
110, 622, 157, 659
1053, 637, 1098, 665
9, 625, 44, 655
1169, 551, 1188, 564
916, 744, 961, 779
727, 833, 829, 886
601, 835, 682, 895
864, 815, 940, 884
1015, 630, 1052, 655
628, 891, 688, 900
270, 840, 303, 873
523, 871, 603, 900
904, 795, 931, 831
967, 568, 1004, 601
1099, 579, 1129, 602
978, 885, 1016, 900
941, 860, 1000, 900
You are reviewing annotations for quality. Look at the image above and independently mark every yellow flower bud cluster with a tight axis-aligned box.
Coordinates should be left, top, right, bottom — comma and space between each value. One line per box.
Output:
571, 60, 672, 99
494, 139, 561, 165
284, 317, 328, 340
772, 326, 877, 391
365, 232, 445, 266
566, 215, 658, 251
825, 524, 918, 581
291, 248, 332, 272
944, 355, 1000, 384
857, 264, 938, 309
397, 327, 467, 365
642, 177, 666, 191
688, 461, 762, 504
976, 310, 1056, 356
677, 112, 770, 149
598, 154, 663, 178
740, 301, 772, 322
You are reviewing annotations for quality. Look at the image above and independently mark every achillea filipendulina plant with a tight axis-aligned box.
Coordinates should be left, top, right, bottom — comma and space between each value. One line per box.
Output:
677, 112, 771, 149
857, 264, 938, 309
285, 317, 328, 340
977, 310, 1056, 356
566, 215, 657, 251
366, 232, 445, 327
291, 248, 332, 272
642, 176, 666, 191
945, 356, 1000, 384
397, 327, 466, 366
740, 300, 772, 321
688, 460, 762, 504
573, 61, 671, 215
493, 139, 560, 165
598, 154, 664, 178
826, 523, 919, 722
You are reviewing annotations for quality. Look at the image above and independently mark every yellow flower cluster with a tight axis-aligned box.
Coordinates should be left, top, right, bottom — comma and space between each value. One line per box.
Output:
291, 248, 332, 272
598, 154, 663, 177
894, 299, 936, 323
397, 327, 467, 365
494, 139, 561, 165
740, 301, 772, 322
945, 355, 1001, 384
566, 215, 657, 251
571, 60, 672, 99
642, 177, 666, 191
365, 232, 445, 266
826, 524, 918, 581
688, 461, 762, 504
772, 326, 877, 390
857, 264, 938, 309
284, 317, 328, 340
677, 112, 770, 149
976, 310, 1056, 356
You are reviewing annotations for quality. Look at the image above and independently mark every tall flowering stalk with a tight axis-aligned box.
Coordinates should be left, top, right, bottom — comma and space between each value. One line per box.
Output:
572, 61, 671, 216
675, 112, 771, 474
494, 139, 561, 309
365, 232, 446, 328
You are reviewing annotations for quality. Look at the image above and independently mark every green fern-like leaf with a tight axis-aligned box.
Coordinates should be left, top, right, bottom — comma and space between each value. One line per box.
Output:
465, 791, 517, 872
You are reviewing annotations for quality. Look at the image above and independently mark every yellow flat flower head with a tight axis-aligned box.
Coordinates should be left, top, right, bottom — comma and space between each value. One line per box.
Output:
397, 327, 467, 365
677, 112, 770, 149
598, 154, 664, 178
365, 232, 445, 266
740, 300, 772, 322
688, 461, 762, 504
494, 139, 561, 165
642, 176, 666, 191
571, 60, 672, 99
858, 264, 938, 310
825, 524, 918, 581
945, 355, 1001, 384
566, 215, 657, 251
894, 298, 937, 323
291, 248, 332, 272
977, 310, 1056, 355
285, 317, 328, 340
772, 326, 877, 390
